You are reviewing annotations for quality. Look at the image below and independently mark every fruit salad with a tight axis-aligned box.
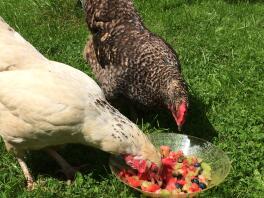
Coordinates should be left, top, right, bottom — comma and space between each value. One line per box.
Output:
118, 146, 212, 195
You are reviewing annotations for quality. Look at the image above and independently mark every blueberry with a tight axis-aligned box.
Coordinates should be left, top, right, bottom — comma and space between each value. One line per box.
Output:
194, 162, 201, 167
199, 183, 207, 189
191, 178, 199, 184
175, 183, 183, 189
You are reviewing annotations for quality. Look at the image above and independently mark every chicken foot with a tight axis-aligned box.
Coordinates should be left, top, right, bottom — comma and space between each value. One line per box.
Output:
16, 156, 34, 190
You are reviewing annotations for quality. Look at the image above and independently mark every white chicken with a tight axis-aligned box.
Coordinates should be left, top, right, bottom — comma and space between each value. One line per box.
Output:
0, 17, 161, 189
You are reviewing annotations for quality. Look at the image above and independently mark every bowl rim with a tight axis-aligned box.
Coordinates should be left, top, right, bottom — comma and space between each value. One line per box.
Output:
109, 133, 232, 197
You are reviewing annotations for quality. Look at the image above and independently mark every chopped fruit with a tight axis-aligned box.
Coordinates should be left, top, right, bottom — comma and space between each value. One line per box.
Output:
172, 171, 183, 180
191, 178, 199, 184
182, 183, 191, 192
167, 178, 177, 185
177, 156, 185, 163
124, 154, 147, 173
162, 157, 175, 167
172, 188, 182, 194
194, 162, 201, 167
141, 181, 160, 192
199, 182, 207, 190
147, 184, 160, 192
169, 150, 183, 161
175, 183, 183, 189
189, 183, 201, 192
173, 163, 182, 170
166, 178, 177, 190
186, 156, 193, 165
126, 176, 141, 188
118, 146, 212, 195
177, 179, 187, 186
198, 175, 206, 183
201, 162, 211, 172
166, 183, 176, 191
141, 181, 152, 191
160, 146, 171, 157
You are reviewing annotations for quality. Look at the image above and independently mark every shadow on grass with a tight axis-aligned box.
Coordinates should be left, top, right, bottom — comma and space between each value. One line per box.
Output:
26, 145, 140, 196
27, 144, 140, 197
182, 95, 218, 141
27, 145, 111, 181
118, 94, 218, 142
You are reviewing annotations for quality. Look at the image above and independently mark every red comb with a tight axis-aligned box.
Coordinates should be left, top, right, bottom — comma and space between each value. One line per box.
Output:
176, 101, 187, 126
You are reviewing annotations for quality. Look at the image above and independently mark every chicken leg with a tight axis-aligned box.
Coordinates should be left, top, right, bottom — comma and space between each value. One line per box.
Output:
16, 156, 34, 190
45, 148, 76, 180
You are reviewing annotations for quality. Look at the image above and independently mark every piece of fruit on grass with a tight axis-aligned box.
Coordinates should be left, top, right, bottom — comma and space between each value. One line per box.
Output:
141, 181, 160, 192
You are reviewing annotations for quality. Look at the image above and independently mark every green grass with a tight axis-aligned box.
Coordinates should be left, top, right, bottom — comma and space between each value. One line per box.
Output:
0, 0, 263, 197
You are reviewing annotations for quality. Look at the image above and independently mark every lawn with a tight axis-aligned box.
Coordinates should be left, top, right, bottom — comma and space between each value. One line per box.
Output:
0, 0, 263, 197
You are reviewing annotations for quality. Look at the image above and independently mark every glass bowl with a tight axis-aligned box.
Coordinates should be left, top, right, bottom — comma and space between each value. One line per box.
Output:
109, 133, 231, 198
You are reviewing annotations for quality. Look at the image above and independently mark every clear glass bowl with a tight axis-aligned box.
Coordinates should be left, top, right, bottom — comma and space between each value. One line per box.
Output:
109, 133, 231, 198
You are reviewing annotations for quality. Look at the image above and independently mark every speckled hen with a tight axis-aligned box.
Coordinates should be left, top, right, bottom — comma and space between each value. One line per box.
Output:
82, 0, 189, 129
0, 17, 160, 189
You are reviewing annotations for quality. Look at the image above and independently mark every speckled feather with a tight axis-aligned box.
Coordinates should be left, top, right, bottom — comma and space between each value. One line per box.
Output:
83, 0, 188, 109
